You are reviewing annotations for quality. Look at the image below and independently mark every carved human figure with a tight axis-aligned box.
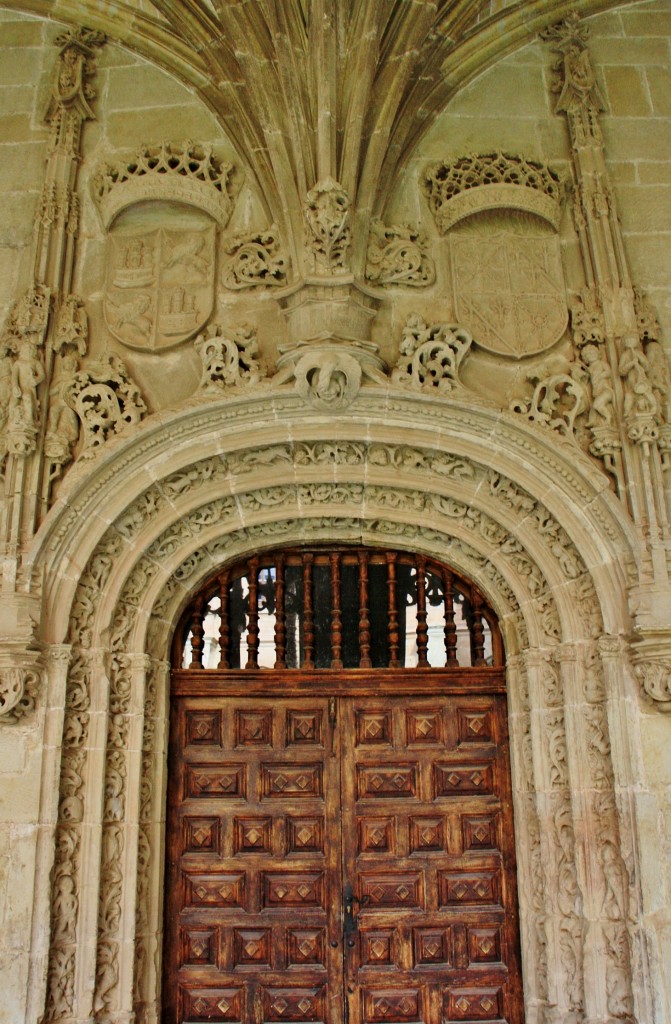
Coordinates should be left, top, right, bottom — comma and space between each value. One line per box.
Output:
0, 344, 11, 464
581, 343, 615, 427
46, 353, 81, 461
618, 333, 657, 419
9, 338, 45, 432
556, 39, 606, 114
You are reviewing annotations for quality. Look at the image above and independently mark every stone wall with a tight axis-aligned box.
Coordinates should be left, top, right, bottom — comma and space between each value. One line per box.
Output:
0, 3, 669, 1023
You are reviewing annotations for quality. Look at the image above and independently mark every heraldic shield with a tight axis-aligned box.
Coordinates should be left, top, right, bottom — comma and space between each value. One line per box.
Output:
104, 222, 216, 351
452, 229, 568, 358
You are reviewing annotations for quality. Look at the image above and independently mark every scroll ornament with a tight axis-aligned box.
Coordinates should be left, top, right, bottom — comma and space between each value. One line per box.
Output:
66, 353, 146, 458
221, 226, 288, 289
195, 324, 264, 392
392, 315, 472, 391
365, 220, 435, 287
510, 360, 588, 437
304, 177, 351, 273
0, 667, 39, 723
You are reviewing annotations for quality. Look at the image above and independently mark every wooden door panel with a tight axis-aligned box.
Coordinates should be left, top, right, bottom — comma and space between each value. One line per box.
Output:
164, 690, 522, 1024
164, 696, 343, 1024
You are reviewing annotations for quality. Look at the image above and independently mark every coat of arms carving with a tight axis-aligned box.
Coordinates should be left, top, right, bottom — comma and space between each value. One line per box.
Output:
104, 222, 215, 351
451, 228, 568, 358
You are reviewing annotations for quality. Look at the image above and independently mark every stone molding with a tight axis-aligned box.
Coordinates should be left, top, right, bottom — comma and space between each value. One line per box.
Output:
91, 140, 235, 229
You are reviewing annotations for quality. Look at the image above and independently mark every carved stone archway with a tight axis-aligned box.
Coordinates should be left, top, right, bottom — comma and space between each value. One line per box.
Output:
24, 390, 649, 1024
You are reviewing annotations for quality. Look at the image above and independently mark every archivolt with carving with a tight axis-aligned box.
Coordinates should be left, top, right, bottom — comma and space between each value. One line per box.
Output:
27, 395, 645, 1024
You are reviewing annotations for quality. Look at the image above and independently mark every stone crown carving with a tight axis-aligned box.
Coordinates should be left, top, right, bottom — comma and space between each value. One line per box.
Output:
422, 152, 565, 232
91, 141, 234, 229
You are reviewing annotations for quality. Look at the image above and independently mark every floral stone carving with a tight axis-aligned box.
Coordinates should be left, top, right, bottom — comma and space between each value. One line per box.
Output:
392, 315, 472, 391
195, 324, 264, 392
67, 353, 146, 458
221, 226, 288, 289
365, 220, 435, 287
91, 141, 235, 229
304, 177, 351, 273
0, 667, 39, 722
510, 359, 588, 437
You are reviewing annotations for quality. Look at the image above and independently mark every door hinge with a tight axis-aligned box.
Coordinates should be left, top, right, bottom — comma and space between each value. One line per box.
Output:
328, 696, 337, 755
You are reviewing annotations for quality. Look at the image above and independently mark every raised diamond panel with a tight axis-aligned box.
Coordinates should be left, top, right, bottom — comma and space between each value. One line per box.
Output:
433, 762, 494, 797
233, 816, 273, 854
457, 708, 494, 745
468, 926, 502, 964
286, 928, 326, 967
236, 709, 272, 746
360, 873, 422, 908
183, 816, 220, 854
287, 710, 323, 746
357, 764, 417, 799
413, 927, 452, 966
186, 872, 246, 909
444, 987, 502, 1021
358, 817, 395, 854
186, 710, 221, 745
409, 816, 445, 853
462, 813, 499, 852
262, 872, 325, 908
186, 764, 247, 799
286, 816, 325, 854
360, 929, 395, 967
263, 987, 325, 1021
406, 708, 443, 745
181, 929, 217, 966
233, 928, 271, 967
363, 989, 421, 1022
356, 710, 392, 746
438, 870, 500, 908
262, 763, 323, 798
182, 987, 242, 1021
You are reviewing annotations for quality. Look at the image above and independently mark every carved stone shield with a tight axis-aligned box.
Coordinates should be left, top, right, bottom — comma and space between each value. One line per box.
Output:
104, 224, 215, 351
452, 230, 568, 358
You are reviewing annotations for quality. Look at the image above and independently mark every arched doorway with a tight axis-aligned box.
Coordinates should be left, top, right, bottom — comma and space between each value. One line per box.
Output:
163, 546, 523, 1024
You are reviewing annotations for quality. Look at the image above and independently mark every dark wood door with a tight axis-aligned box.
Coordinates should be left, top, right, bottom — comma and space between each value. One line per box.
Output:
163, 685, 522, 1024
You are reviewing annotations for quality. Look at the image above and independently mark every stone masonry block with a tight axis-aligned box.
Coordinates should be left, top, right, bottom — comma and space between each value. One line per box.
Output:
646, 66, 671, 116
603, 66, 652, 116
105, 63, 200, 111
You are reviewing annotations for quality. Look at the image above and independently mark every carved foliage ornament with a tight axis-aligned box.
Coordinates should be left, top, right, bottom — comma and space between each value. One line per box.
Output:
91, 141, 235, 230
304, 177, 351, 273
195, 324, 264, 392
0, 667, 39, 722
365, 220, 435, 287
392, 315, 472, 392
221, 226, 288, 289
422, 152, 565, 233
66, 353, 146, 458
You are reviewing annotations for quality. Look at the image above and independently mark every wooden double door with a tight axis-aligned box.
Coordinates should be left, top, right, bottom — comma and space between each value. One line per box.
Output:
163, 680, 523, 1024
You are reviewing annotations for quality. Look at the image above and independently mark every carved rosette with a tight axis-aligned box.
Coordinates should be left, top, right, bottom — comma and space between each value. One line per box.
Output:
365, 220, 435, 287
221, 226, 288, 289
91, 141, 235, 229
195, 324, 264, 392
304, 177, 351, 273
0, 666, 39, 722
392, 315, 472, 392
